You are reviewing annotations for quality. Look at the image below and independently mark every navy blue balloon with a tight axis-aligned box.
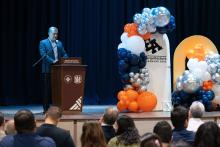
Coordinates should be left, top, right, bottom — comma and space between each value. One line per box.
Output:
129, 54, 140, 66
130, 66, 140, 73
139, 60, 146, 68
118, 48, 129, 60
121, 74, 130, 84
118, 60, 129, 72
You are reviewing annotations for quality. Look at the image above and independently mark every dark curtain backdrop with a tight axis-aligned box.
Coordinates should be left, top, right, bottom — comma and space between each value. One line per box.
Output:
0, 0, 219, 105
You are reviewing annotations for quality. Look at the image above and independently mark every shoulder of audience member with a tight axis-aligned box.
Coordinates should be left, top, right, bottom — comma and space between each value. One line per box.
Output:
39, 136, 57, 146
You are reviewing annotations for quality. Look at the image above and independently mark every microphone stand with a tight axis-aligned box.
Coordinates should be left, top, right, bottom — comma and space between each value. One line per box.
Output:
32, 49, 53, 67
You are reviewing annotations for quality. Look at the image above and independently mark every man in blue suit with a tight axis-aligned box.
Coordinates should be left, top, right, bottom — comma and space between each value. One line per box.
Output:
39, 26, 68, 113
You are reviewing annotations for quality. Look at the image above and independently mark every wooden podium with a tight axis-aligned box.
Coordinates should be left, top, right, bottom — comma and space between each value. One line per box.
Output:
51, 57, 87, 113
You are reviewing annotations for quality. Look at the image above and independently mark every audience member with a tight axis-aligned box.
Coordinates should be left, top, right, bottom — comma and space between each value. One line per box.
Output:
187, 101, 204, 132
141, 132, 162, 147
99, 107, 118, 143
36, 106, 75, 147
81, 121, 107, 147
0, 109, 56, 147
194, 121, 220, 147
168, 140, 192, 147
0, 112, 6, 141
153, 120, 172, 147
107, 115, 140, 147
171, 106, 195, 145
5, 120, 16, 135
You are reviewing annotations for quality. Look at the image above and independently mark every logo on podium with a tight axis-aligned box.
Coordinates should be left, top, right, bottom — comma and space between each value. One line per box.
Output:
69, 96, 82, 110
74, 75, 82, 84
64, 75, 73, 84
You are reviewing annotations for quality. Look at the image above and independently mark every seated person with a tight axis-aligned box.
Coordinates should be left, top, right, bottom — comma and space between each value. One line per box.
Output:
187, 101, 205, 132
0, 109, 56, 147
141, 132, 162, 147
99, 107, 118, 143
171, 106, 195, 145
107, 115, 140, 147
36, 106, 75, 147
153, 121, 172, 147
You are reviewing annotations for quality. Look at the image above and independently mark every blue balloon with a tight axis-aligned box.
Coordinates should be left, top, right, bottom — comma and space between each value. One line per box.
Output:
129, 54, 140, 66
139, 61, 146, 68
157, 15, 176, 34
121, 74, 130, 84
206, 90, 215, 101
118, 48, 129, 59
118, 60, 129, 72
130, 66, 140, 73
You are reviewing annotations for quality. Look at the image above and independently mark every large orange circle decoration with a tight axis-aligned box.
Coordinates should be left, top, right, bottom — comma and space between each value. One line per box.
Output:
128, 101, 139, 112
137, 92, 157, 112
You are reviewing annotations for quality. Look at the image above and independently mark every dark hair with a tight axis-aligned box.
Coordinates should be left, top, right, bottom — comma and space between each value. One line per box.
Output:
116, 115, 140, 145
0, 112, 4, 126
194, 121, 220, 147
141, 133, 162, 147
46, 106, 62, 120
171, 106, 188, 128
81, 121, 106, 147
153, 121, 172, 143
14, 109, 36, 133
103, 107, 118, 125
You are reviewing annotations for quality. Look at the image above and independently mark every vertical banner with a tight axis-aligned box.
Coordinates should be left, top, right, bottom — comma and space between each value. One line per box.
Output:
145, 33, 171, 110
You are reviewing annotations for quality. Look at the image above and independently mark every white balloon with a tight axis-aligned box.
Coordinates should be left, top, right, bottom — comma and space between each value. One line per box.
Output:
187, 58, 198, 71
118, 43, 127, 49
120, 32, 128, 43
201, 71, 211, 81
125, 35, 145, 55
212, 84, 220, 104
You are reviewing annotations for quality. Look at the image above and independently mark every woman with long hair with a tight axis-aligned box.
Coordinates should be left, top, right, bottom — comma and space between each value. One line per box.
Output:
107, 115, 140, 147
194, 121, 220, 147
81, 121, 107, 147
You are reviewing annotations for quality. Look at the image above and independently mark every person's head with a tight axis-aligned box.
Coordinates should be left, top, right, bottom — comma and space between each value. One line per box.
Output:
5, 119, 16, 135
141, 133, 162, 147
115, 115, 140, 145
102, 107, 118, 125
81, 121, 106, 147
14, 109, 36, 133
153, 121, 172, 144
0, 112, 4, 128
168, 140, 192, 147
189, 101, 205, 118
45, 106, 62, 125
48, 26, 58, 42
171, 106, 189, 129
194, 121, 220, 147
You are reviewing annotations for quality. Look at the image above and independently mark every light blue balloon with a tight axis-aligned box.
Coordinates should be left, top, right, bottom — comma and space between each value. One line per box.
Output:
153, 7, 171, 27
141, 14, 149, 25
181, 73, 201, 93
142, 8, 151, 14
133, 13, 142, 24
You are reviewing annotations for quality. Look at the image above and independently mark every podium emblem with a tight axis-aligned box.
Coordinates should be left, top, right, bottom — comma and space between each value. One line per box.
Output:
64, 75, 73, 84
74, 75, 82, 84
69, 96, 82, 110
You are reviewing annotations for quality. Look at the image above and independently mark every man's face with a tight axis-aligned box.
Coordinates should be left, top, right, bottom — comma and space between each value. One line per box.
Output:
48, 29, 58, 42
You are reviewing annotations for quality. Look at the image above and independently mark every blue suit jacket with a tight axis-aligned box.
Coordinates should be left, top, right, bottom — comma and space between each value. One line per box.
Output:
39, 38, 68, 73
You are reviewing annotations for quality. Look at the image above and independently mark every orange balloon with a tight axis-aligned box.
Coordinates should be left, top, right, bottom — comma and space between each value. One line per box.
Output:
128, 101, 139, 112
126, 89, 139, 101
137, 91, 157, 112
202, 80, 214, 90
117, 101, 127, 112
140, 33, 152, 40
117, 90, 126, 100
